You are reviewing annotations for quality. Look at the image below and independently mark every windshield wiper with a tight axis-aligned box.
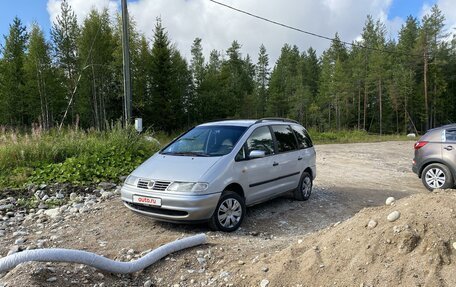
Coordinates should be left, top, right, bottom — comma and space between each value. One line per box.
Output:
163, 151, 210, 157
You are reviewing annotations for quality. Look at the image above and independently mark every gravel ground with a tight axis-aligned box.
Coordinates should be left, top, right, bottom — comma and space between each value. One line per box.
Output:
1, 140, 441, 287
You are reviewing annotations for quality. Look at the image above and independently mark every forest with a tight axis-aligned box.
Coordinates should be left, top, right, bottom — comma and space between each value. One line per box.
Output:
0, 0, 455, 135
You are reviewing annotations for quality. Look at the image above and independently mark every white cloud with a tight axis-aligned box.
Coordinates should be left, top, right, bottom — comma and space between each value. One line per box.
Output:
47, 0, 431, 64
47, 0, 118, 24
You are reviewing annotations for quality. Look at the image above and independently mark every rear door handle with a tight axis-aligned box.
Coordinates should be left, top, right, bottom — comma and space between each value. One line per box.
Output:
444, 145, 454, 151
298, 157, 303, 161
273, 162, 279, 166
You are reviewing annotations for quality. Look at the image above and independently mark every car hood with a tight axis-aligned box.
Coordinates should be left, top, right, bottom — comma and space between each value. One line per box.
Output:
131, 153, 222, 182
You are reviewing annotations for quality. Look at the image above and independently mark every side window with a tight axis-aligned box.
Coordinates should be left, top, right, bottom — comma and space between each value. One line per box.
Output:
271, 125, 298, 153
291, 125, 313, 149
246, 127, 275, 156
445, 129, 456, 142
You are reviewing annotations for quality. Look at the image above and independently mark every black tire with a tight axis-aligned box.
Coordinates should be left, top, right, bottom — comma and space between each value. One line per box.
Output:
294, 171, 313, 201
421, 163, 453, 191
209, 191, 245, 232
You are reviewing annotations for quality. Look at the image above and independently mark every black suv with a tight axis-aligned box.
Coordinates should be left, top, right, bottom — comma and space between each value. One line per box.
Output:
412, 124, 456, 190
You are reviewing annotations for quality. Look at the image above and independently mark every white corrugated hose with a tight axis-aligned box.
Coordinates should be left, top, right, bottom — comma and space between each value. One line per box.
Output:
0, 233, 206, 274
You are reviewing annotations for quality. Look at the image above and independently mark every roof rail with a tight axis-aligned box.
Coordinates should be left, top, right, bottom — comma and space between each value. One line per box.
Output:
254, 117, 299, 124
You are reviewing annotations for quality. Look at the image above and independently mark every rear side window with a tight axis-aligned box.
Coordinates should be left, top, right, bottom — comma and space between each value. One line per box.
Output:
445, 129, 456, 142
271, 125, 298, 153
291, 125, 313, 148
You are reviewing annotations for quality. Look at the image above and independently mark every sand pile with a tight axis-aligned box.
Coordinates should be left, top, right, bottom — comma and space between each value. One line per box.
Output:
240, 190, 456, 287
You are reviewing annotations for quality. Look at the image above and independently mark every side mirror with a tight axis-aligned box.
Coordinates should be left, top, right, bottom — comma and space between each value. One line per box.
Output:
249, 150, 266, 159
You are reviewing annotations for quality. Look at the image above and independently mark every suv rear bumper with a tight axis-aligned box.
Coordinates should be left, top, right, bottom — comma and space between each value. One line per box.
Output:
121, 185, 221, 222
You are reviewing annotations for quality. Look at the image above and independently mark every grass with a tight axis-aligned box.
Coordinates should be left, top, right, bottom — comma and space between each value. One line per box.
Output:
0, 125, 414, 189
0, 123, 160, 188
308, 129, 413, 145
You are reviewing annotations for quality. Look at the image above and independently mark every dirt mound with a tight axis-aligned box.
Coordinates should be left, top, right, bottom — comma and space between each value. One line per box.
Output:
239, 191, 456, 287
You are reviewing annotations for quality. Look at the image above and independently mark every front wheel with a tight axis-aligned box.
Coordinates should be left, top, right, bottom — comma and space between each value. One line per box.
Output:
209, 191, 245, 232
294, 171, 313, 201
421, 163, 453, 191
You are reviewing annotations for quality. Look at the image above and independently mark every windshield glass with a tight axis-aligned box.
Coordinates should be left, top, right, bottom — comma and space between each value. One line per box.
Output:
161, 125, 247, 157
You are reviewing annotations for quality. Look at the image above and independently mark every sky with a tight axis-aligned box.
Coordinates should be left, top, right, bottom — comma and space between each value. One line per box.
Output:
1, 0, 454, 64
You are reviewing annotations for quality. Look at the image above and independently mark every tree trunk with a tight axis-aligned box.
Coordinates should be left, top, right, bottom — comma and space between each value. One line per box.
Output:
357, 85, 361, 130
379, 78, 382, 136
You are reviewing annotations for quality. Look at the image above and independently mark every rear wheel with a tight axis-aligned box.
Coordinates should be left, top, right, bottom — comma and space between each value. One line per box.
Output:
294, 171, 313, 201
421, 163, 453, 191
209, 191, 245, 232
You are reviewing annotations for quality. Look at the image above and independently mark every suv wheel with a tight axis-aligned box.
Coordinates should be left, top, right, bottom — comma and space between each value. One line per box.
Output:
421, 163, 453, 191
294, 171, 313, 201
209, 191, 245, 232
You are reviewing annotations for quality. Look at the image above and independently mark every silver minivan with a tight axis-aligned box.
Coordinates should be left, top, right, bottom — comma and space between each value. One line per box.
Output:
121, 118, 316, 232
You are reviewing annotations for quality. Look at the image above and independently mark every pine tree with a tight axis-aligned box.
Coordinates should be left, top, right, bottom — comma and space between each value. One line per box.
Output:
51, 0, 80, 125
149, 18, 183, 132
255, 44, 270, 117
0, 17, 28, 125
189, 38, 206, 122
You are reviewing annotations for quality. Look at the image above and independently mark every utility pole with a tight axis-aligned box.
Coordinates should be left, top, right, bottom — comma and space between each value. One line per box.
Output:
121, 0, 132, 126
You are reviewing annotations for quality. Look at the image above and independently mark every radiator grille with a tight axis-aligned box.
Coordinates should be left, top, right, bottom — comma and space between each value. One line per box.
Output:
136, 179, 171, 191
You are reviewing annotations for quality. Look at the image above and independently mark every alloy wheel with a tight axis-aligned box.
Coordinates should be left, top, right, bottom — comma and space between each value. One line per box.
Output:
425, 168, 446, 189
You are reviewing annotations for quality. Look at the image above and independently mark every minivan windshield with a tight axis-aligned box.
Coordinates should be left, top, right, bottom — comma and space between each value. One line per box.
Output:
161, 125, 247, 157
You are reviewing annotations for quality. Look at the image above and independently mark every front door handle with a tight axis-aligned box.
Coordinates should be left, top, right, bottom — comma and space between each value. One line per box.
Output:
444, 145, 454, 151
298, 157, 303, 161
273, 162, 279, 166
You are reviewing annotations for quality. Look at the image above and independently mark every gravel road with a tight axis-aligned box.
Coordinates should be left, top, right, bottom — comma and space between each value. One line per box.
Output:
0, 140, 430, 287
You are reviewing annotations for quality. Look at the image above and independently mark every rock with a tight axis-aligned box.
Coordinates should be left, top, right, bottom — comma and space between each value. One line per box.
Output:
100, 191, 113, 200
143, 280, 153, 287
98, 182, 116, 190
14, 238, 26, 245
44, 208, 60, 219
387, 211, 401, 222
197, 257, 206, 265
261, 266, 269, 272
69, 193, 78, 201
219, 271, 230, 278
12, 230, 28, 237
39, 184, 47, 189
260, 279, 270, 287
407, 133, 416, 138
55, 192, 64, 199
46, 277, 57, 282
7, 245, 20, 256
238, 260, 245, 265
73, 203, 84, 210
41, 195, 49, 201
367, 219, 378, 229
452, 242, 456, 250
385, 197, 395, 205
0, 204, 14, 211
38, 203, 47, 210
0, 230, 5, 237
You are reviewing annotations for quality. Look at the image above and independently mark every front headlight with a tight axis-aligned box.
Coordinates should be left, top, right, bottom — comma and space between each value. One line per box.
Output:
167, 182, 209, 193
124, 175, 139, 186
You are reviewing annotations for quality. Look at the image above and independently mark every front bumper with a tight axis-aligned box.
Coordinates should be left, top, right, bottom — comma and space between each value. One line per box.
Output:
120, 185, 221, 222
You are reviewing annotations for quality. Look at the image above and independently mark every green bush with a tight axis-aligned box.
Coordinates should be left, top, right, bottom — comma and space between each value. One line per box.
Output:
0, 124, 160, 187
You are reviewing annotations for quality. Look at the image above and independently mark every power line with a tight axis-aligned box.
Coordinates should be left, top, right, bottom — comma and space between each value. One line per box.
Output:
208, 0, 420, 58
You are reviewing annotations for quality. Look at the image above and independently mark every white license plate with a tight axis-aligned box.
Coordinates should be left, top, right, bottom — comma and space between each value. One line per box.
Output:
132, 195, 162, 207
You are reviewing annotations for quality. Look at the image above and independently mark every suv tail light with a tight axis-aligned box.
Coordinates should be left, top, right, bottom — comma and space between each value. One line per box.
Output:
414, 141, 428, 150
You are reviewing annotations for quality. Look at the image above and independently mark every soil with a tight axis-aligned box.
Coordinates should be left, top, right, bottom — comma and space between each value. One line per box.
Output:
1, 141, 455, 287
